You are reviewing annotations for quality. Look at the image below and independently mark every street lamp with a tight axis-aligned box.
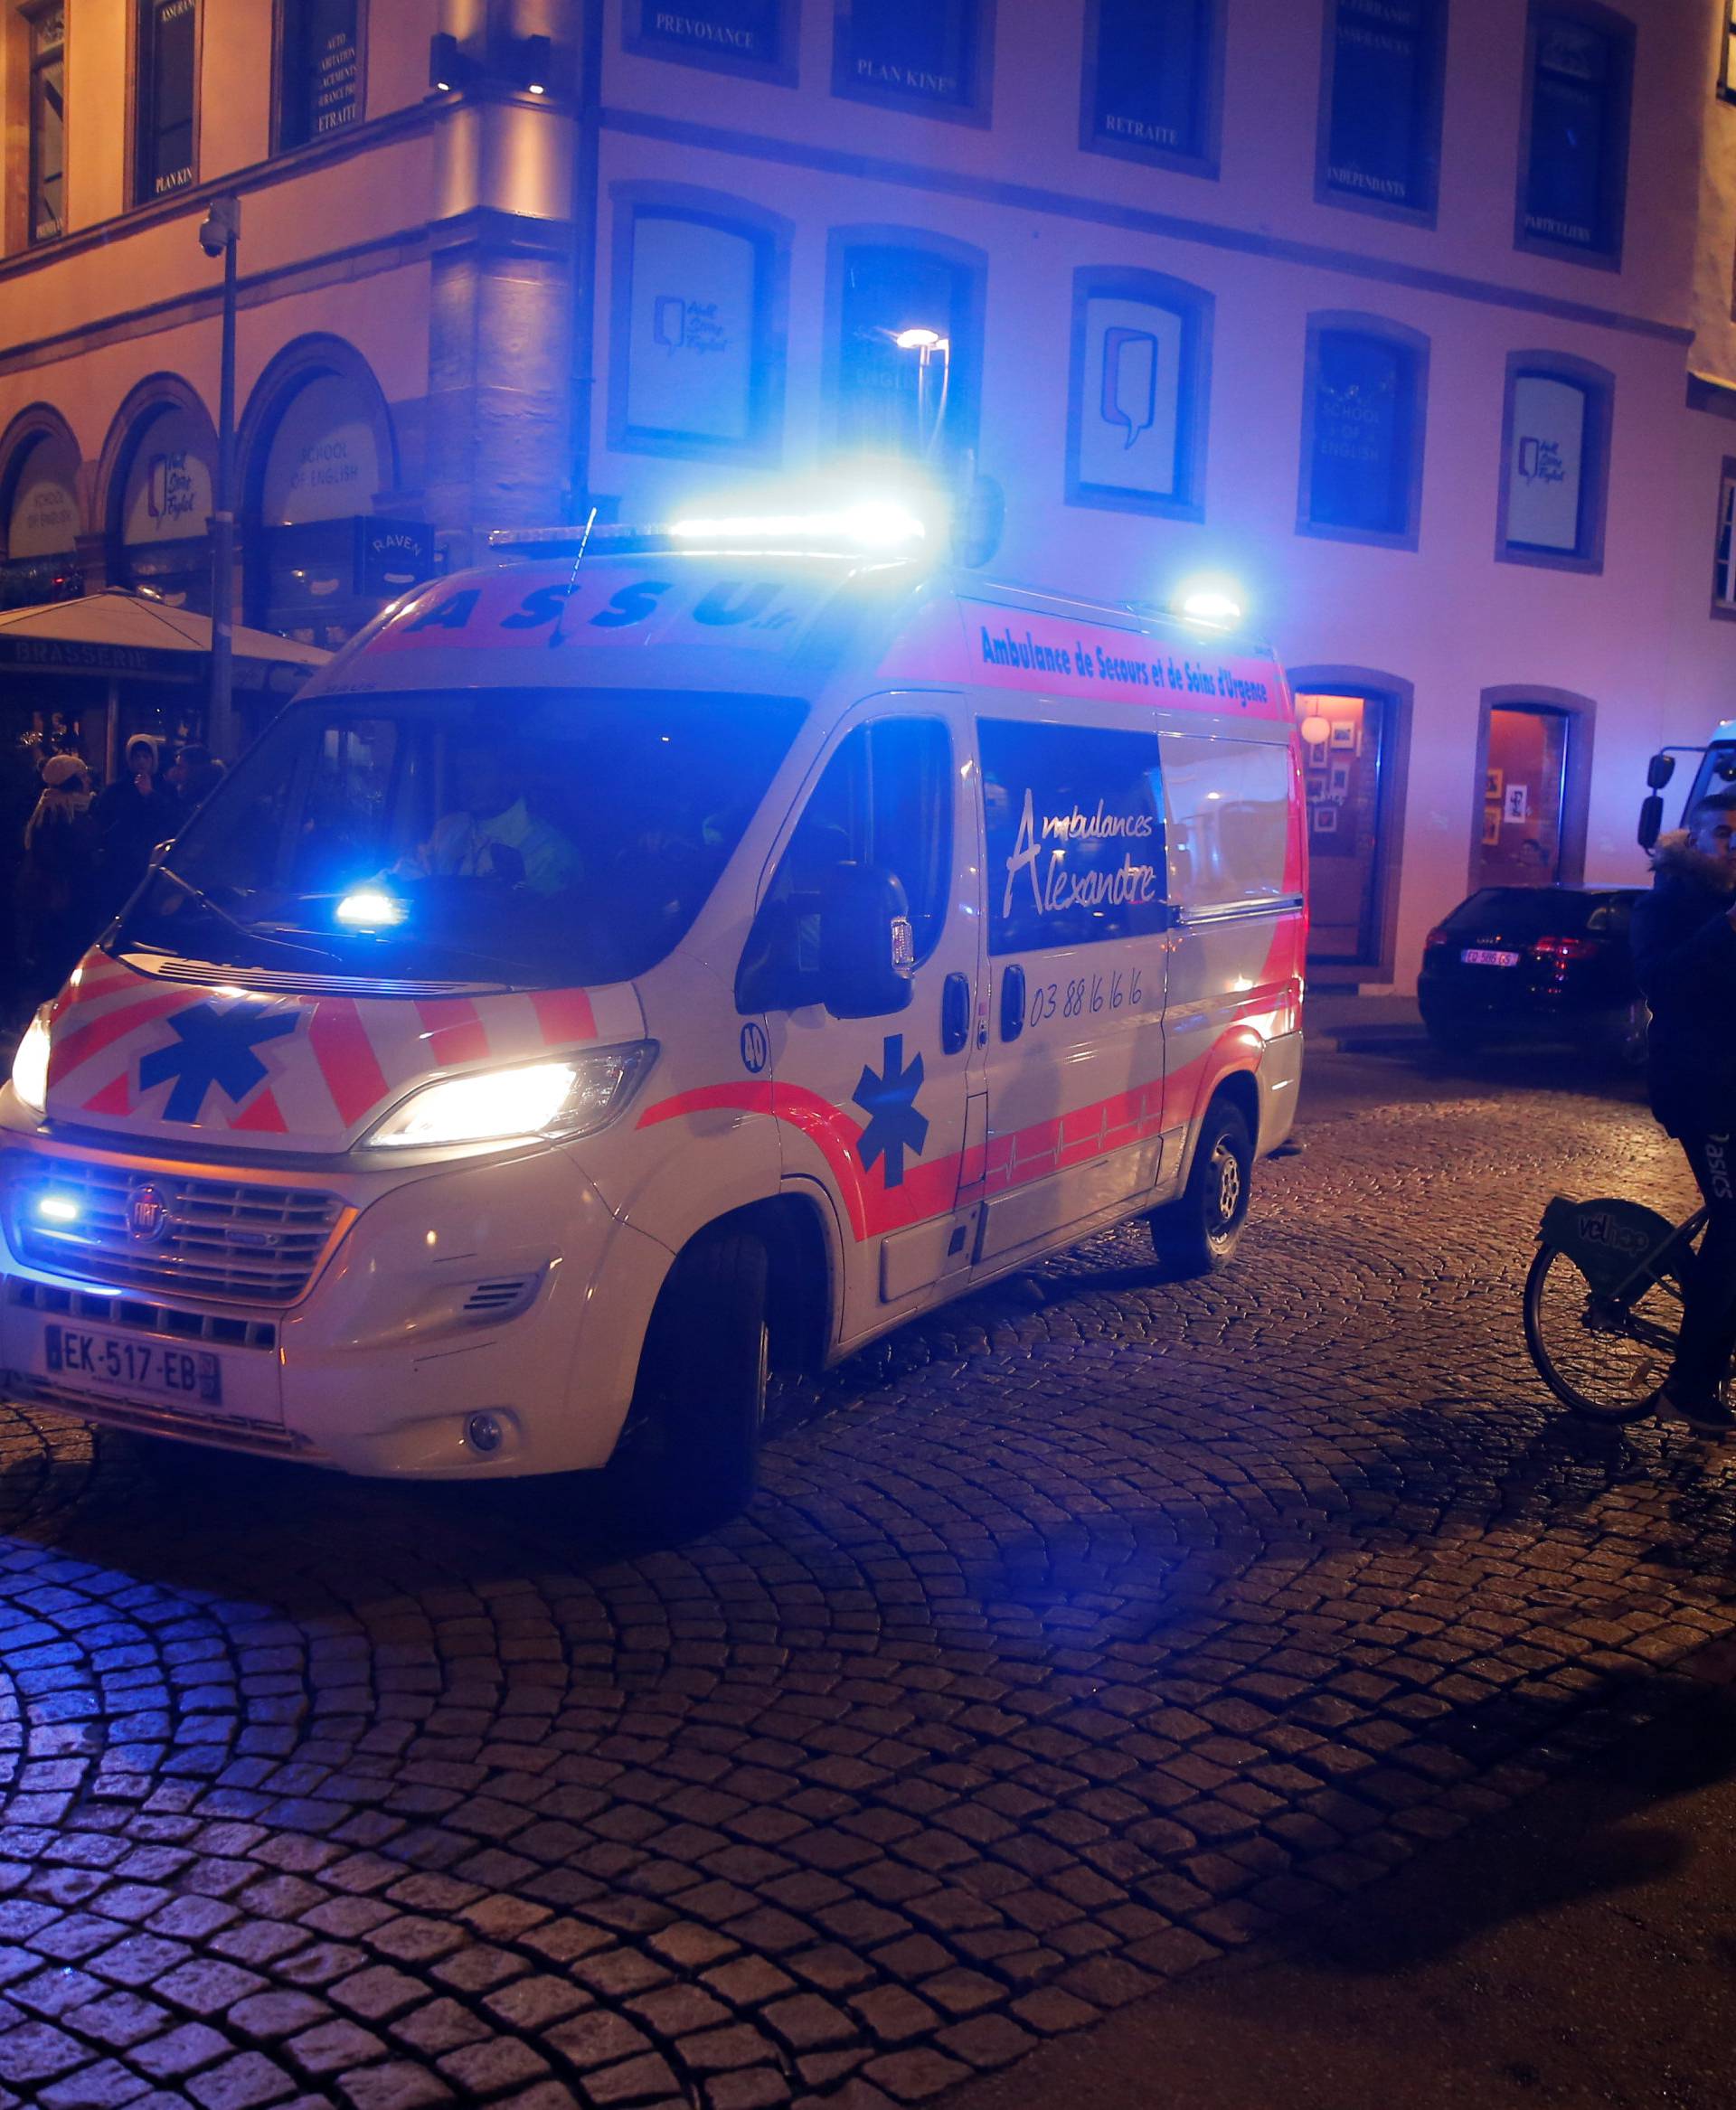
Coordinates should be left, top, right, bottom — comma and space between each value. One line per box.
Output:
894, 327, 950, 457
198, 193, 241, 761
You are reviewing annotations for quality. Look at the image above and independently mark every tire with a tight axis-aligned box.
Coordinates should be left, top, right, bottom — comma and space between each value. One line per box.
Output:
1148, 1099, 1253, 1276
1522, 1239, 1680, 1422
607, 1228, 769, 1542
1596, 997, 1650, 1071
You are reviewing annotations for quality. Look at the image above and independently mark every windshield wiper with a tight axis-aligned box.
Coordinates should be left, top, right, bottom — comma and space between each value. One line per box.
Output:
134, 867, 350, 973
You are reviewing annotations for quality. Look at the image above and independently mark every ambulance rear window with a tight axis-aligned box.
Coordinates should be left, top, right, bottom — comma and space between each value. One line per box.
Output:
118, 687, 806, 988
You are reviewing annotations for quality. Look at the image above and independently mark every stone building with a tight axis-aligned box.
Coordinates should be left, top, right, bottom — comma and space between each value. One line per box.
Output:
3, 0, 1736, 985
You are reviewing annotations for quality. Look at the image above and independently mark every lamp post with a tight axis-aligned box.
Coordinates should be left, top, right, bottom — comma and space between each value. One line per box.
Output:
894, 327, 951, 457
199, 194, 241, 761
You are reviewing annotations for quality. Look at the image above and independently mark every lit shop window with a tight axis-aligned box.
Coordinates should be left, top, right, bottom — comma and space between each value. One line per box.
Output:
1518, 7, 1633, 263
1299, 322, 1427, 549
1320, 0, 1444, 220
278, 0, 362, 150
612, 203, 782, 458
1083, 0, 1218, 175
26, 3, 65, 242
1065, 269, 1212, 522
135, 0, 198, 201
833, 242, 976, 461
626, 0, 790, 82
832, 0, 988, 121
1497, 360, 1611, 573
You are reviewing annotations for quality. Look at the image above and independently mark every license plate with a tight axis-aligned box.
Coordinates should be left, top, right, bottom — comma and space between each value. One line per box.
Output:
1460, 947, 1520, 967
42, 1324, 222, 1407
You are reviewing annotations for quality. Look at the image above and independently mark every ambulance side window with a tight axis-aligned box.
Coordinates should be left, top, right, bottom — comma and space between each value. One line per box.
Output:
738, 718, 952, 1013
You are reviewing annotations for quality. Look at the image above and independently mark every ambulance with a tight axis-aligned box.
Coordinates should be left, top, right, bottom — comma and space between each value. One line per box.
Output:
0, 508, 1306, 1536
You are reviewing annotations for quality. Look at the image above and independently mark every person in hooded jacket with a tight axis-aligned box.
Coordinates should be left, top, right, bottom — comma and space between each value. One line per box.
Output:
18, 752, 101, 998
93, 734, 180, 916
1629, 786, 1736, 1434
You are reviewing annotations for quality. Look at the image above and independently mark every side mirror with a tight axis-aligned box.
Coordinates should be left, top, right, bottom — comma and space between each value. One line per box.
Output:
819, 865, 915, 1020
1646, 752, 1676, 791
1638, 794, 1665, 851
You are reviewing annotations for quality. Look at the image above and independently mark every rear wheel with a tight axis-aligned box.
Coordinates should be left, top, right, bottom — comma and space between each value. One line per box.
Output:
1596, 997, 1650, 1071
1149, 1100, 1253, 1276
607, 1228, 769, 1542
1522, 1239, 1679, 1422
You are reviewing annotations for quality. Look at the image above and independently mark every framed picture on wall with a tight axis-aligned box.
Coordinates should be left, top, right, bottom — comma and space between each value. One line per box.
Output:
1312, 803, 1338, 834
1307, 737, 1329, 769
1485, 767, 1504, 802
1504, 783, 1530, 824
1329, 720, 1356, 750
1482, 804, 1501, 846
1307, 774, 1326, 802
1328, 761, 1352, 799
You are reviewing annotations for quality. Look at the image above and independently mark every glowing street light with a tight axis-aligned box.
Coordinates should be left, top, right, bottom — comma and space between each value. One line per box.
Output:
893, 327, 951, 457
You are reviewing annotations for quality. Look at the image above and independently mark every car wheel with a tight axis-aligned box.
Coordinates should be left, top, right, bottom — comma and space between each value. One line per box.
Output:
1598, 997, 1650, 1070
606, 1227, 769, 1544
1148, 1099, 1253, 1276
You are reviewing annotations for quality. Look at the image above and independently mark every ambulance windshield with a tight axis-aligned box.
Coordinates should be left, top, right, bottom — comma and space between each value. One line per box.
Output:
118, 688, 806, 987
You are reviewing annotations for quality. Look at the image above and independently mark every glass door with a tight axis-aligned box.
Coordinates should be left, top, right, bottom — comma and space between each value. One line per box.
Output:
1298, 690, 1386, 965
1477, 705, 1569, 887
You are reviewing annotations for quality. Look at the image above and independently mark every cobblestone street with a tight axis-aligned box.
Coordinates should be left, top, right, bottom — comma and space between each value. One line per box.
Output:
0, 1053, 1730, 2110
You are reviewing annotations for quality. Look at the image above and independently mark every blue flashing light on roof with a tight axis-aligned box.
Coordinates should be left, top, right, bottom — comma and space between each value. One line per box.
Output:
335, 889, 407, 932
668, 501, 928, 552
1173, 577, 1246, 631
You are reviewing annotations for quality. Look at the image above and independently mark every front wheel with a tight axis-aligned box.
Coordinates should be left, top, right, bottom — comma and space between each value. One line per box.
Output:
1522, 1239, 1678, 1422
1148, 1100, 1253, 1276
607, 1228, 769, 1542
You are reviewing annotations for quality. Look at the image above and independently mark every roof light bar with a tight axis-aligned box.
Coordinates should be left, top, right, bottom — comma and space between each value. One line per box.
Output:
668, 502, 927, 551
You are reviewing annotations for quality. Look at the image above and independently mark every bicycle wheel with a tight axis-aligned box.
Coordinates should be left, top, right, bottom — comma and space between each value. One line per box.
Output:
1523, 1239, 1683, 1422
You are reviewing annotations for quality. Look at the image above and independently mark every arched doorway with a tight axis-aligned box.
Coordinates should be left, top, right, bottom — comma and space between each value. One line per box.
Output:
1472, 687, 1594, 890
1288, 666, 1412, 981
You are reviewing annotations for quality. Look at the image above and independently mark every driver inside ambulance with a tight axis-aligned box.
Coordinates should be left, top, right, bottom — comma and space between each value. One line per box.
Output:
406, 738, 582, 896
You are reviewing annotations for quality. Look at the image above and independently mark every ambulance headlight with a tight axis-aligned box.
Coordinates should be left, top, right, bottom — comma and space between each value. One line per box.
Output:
359, 1042, 657, 1153
10, 1011, 51, 1117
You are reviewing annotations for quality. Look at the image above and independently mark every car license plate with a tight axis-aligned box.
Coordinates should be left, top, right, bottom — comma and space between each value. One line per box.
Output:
1460, 947, 1521, 967
42, 1323, 222, 1407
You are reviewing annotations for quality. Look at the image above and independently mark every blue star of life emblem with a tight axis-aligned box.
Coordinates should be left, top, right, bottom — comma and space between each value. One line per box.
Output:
138, 1001, 299, 1123
852, 1034, 929, 1190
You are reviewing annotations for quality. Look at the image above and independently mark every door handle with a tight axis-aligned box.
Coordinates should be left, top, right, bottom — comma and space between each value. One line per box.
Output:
941, 972, 971, 1056
999, 964, 1025, 1041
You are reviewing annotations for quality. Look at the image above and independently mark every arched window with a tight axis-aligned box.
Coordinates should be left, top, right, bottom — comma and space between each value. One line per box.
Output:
1065, 267, 1212, 522
1495, 353, 1612, 573
103, 390, 216, 611
1082, 0, 1222, 178
827, 231, 984, 464
1516, 5, 1634, 265
609, 191, 788, 460
0, 415, 82, 608
240, 341, 410, 648
1298, 316, 1429, 550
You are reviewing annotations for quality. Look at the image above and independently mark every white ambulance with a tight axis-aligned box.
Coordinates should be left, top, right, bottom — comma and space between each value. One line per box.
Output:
0, 513, 1306, 1536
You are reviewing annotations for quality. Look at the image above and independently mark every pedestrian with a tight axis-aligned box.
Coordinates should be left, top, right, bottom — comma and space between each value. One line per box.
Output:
93, 733, 180, 914
19, 752, 100, 998
1630, 786, 1736, 1434
167, 741, 226, 815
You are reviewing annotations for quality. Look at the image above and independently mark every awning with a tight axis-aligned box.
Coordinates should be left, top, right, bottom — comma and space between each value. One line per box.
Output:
0, 589, 331, 691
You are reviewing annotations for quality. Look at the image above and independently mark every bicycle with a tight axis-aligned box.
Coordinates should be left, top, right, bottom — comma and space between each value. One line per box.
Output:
1524, 1193, 1706, 1421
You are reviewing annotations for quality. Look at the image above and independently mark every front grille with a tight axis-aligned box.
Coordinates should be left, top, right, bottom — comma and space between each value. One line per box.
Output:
8, 1276, 278, 1350
8, 1159, 345, 1305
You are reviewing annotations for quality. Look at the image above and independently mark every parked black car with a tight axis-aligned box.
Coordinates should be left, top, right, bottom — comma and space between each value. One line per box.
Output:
1417, 884, 1648, 1064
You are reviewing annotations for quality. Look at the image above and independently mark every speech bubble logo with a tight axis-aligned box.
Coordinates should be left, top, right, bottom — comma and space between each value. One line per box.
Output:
653, 295, 686, 353
1100, 327, 1159, 450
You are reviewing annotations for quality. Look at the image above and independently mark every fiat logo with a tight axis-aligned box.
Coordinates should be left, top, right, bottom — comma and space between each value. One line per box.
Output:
127, 1184, 173, 1245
